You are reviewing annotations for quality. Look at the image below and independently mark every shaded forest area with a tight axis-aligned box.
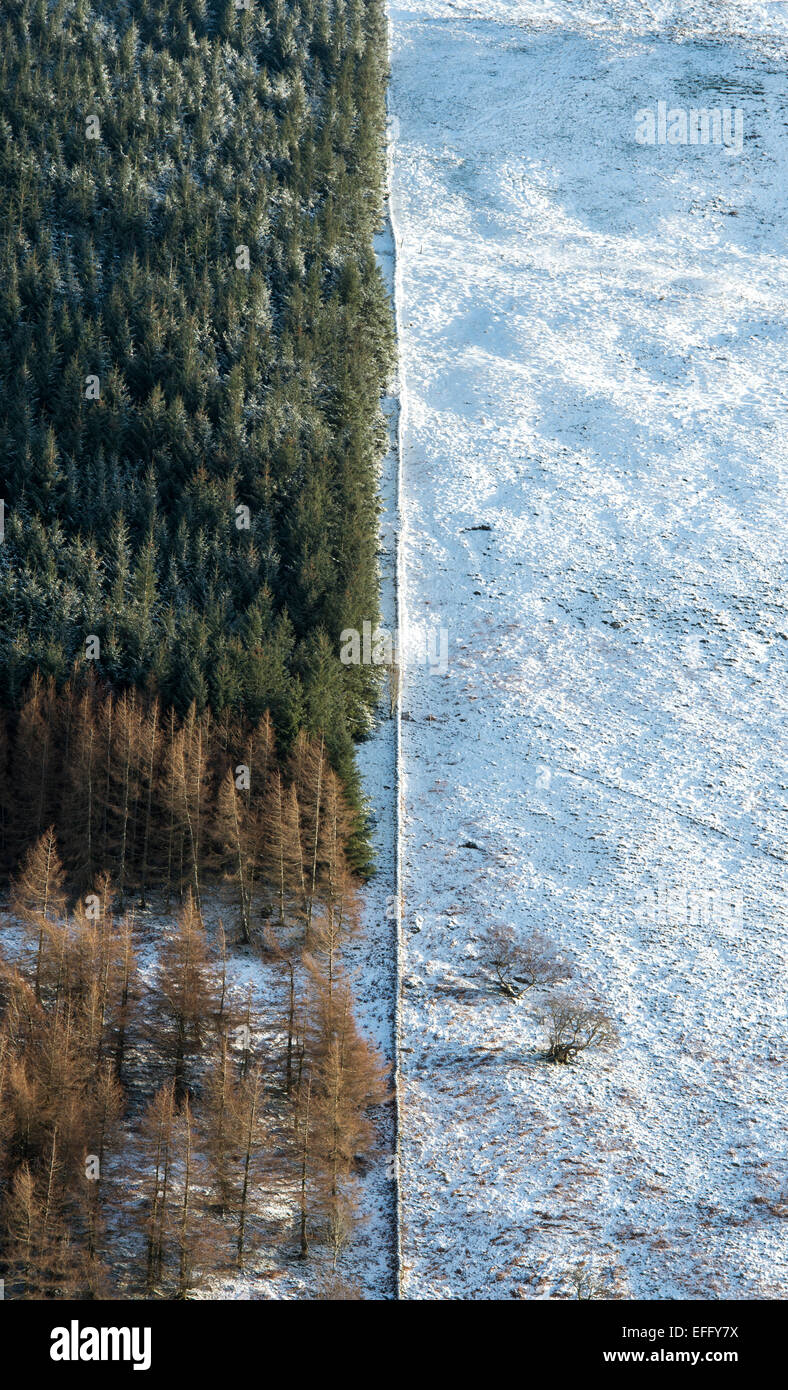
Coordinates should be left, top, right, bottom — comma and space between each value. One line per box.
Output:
0, 0, 395, 860
0, 0, 393, 1298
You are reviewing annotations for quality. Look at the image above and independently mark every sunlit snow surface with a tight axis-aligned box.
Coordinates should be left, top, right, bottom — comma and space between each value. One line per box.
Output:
389, 0, 788, 1298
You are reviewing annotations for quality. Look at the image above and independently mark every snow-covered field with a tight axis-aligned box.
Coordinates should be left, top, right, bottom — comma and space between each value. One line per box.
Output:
387, 0, 788, 1298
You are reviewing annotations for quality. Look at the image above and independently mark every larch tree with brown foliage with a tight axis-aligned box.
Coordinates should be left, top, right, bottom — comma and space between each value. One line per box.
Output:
111, 909, 137, 1080
80, 1058, 124, 1265
7, 675, 57, 862
260, 770, 304, 936
316, 767, 359, 964
210, 767, 257, 945
96, 694, 115, 875
3, 1117, 83, 1299
140, 1080, 176, 1294
174, 1096, 201, 1299
178, 704, 211, 914
202, 1033, 237, 1213
11, 828, 67, 999
3, 1161, 61, 1298
290, 731, 328, 949
233, 1062, 266, 1268
139, 1085, 213, 1299
156, 893, 217, 1095
101, 690, 145, 910
60, 683, 101, 890
295, 1068, 313, 1260
238, 710, 276, 811
136, 698, 161, 908
297, 932, 388, 1270
307, 966, 387, 1196
262, 776, 311, 1092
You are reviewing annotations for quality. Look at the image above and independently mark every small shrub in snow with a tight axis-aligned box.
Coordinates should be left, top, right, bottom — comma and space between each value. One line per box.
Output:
567, 1259, 625, 1300
752, 1180, 788, 1219
541, 992, 618, 1064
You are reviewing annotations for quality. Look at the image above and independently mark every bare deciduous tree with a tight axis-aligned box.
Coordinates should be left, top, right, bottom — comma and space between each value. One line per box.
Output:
541, 992, 618, 1064
567, 1258, 623, 1300
480, 924, 571, 999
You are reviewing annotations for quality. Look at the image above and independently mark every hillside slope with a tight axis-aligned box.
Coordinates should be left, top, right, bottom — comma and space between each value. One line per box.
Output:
389, 0, 788, 1298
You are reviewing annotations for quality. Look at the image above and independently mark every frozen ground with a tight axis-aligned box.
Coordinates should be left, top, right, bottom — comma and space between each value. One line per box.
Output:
387, 0, 788, 1297
0, 879, 397, 1300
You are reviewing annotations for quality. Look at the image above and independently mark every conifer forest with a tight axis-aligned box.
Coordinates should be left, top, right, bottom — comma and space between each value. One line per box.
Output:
0, 0, 393, 1302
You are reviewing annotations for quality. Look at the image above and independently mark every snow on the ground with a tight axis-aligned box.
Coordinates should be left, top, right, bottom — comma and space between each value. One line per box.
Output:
387, 0, 788, 1298
194, 881, 397, 1300
0, 887, 396, 1299
195, 874, 397, 1299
